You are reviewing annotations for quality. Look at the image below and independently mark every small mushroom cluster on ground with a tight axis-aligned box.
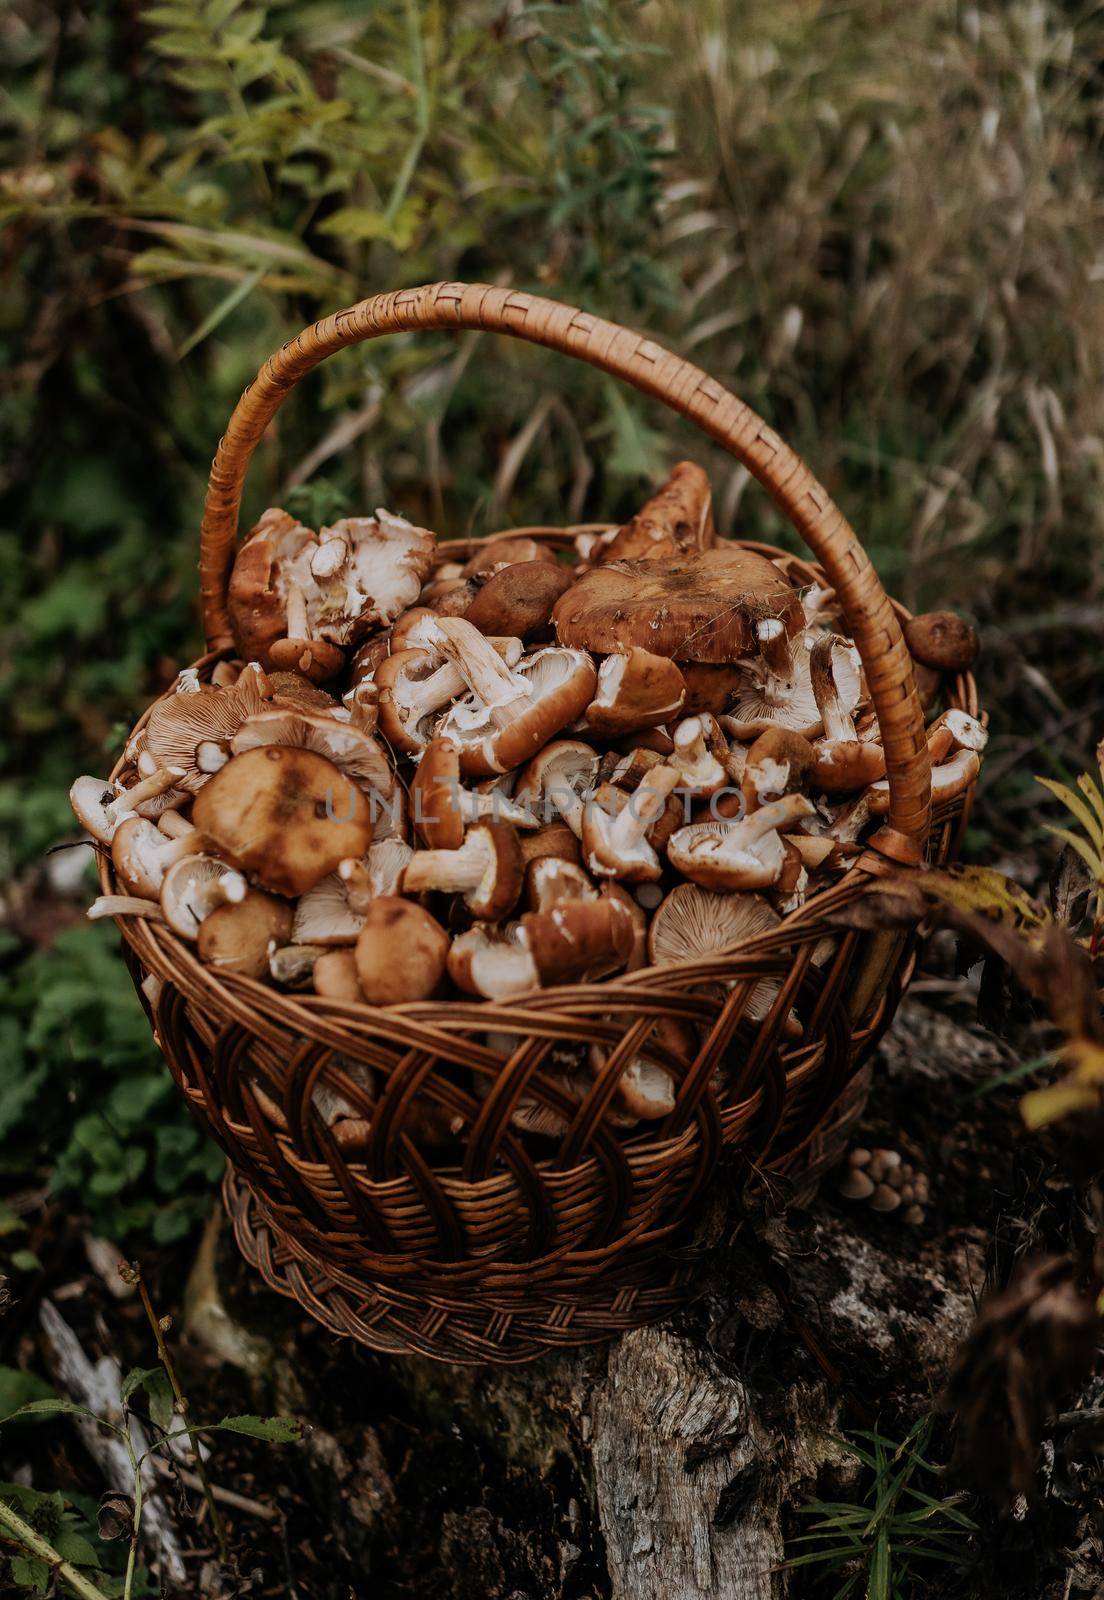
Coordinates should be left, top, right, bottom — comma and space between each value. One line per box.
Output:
73, 470, 984, 1143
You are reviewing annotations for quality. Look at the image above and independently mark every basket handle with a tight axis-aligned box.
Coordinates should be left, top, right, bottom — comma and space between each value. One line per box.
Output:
200, 282, 931, 847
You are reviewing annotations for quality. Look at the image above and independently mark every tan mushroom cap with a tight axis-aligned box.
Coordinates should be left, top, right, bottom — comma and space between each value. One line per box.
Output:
904, 610, 979, 672
553, 546, 803, 663
514, 739, 601, 837
192, 745, 375, 897
584, 648, 686, 737
460, 536, 558, 576
594, 462, 716, 565
292, 873, 366, 945
111, 815, 206, 900
312, 949, 363, 1003
197, 890, 294, 979
411, 736, 465, 850
462, 561, 575, 639
354, 897, 449, 1004
448, 924, 538, 1001
160, 854, 247, 940
667, 793, 816, 892
741, 727, 816, 813
520, 895, 636, 985
402, 820, 524, 920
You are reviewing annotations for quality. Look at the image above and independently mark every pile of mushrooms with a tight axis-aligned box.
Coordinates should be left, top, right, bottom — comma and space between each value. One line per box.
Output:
73, 474, 985, 1144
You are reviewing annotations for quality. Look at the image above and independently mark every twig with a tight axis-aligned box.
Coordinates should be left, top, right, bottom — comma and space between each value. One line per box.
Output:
0, 1497, 109, 1600
131, 1263, 230, 1566
149, 1457, 279, 1521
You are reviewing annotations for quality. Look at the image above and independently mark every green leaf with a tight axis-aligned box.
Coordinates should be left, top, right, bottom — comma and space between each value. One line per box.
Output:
9, 1249, 42, 1274
11, 1555, 50, 1592
0, 1368, 54, 1418
54, 1528, 102, 1568
216, 1413, 301, 1443
176, 265, 264, 358
0, 1204, 27, 1239
120, 1367, 161, 1407
0, 1398, 97, 1424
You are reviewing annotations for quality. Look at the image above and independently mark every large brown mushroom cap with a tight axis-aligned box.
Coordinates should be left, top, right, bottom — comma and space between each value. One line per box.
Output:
462, 561, 575, 639
197, 890, 294, 979
552, 547, 803, 663
193, 745, 375, 897
354, 897, 449, 1004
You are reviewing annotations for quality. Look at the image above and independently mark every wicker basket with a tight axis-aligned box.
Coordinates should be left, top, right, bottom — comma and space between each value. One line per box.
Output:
101, 283, 981, 1365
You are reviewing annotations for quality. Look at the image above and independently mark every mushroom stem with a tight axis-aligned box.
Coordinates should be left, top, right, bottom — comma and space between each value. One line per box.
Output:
112, 765, 185, 815
402, 832, 490, 896
604, 764, 681, 856
809, 635, 856, 743
671, 716, 727, 795
88, 895, 165, 921
757, 618, 793, 678
185, 871, 247, 923
431, 616, 532, 716
158, 811, 195, 839
285, 581, 310, 640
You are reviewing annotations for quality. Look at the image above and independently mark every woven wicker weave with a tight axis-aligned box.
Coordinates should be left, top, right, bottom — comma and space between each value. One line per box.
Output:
100, 284, 981, 1364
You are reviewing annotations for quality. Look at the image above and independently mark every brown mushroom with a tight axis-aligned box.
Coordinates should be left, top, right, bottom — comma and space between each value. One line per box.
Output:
677, 661, 745, 717
519, 895, 636, 984
462, 561, 575, 639
354, 898, 449, 1004
197, 890, 294, 979
312, 949, 364, 1003
160, 855, 247, 940
460, 536, 558, 576
584, 648, 686, 737
231, 707, 393, 801
338, 838, 415, 909
648, 881, 784, 1021
429, 618, 596, 777
553, 546, 803, 663
904, 610, 979, 673
514, 739, 601, 837
192, 745, 375, 897
866, 747, 980, 816
724, 627, 862, 740
402, 820, 524, 920
111, 815, 207, 899
581, 764, 682, 882
808, 635, 886, 792
70, 767, 187, 845
594, 462, 716, 565
667, 793, 815, 891
448, 924, 538, 1001
143, 662, 276, 789
741, 727, 815, 814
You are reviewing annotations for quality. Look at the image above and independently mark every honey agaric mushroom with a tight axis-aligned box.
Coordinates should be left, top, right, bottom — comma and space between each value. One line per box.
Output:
594, 461, 716, 565
429, 617, 596, 777
375, 636, 523, 757
677, 662, 745, 717
866, 747, 980, 816
648, 882, 783, 1020
526, 857, 597, 911
230, 707, 392, 800
70, 766, 187, 845
197, 891, 294, 979
111, 816, 207, 899
904, 610, 979, 673
462, 561, 575, 639
582, 763, 682, 882
461, 536, 558, 576
192, 745, 375, 897
808, 635, 886, 792
514, 740, 601, 837
670, 715, 729, 797
160, 855, 247, 940
403, 820, 523, 920
354, 898, 449, 1004
411, 737, 538, 853
292, 873, 367, 945
143, 663, 275, 788
584, 648, 686, 737
227, 506, 437, 680
339, 838, 414, 909
312, 950, 363, 1003
741, 727, 815, 814
520, 895, 637, 984
448, 924, 538, 1001
723, 620, 858, 740
553, 546, 803, 662
667, 793, 815, 891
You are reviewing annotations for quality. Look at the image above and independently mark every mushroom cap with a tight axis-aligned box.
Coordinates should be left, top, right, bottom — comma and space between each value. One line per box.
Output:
677, 661, 745, 716
160, 854, 247, 940
667, 819, 787, 892
448, 924, 538, 1001
553, 546, 802, 663
648, 882, 782, 1018
594, 462, 716, 565
267, 670, 338, 710
312, 949, 363, 1003
743, 727, 816, 809
526, 856, 597, 911
725, 633, 861, 740
144, 664, 275, 792
462, 561, 575, 639
519, 821, 583, 869
111, 815, 203, 899
354, 898, 449, 1005
230, 707, 392, 798
197, 890, 294, 979
438, 646, 597, 778
584, 648, 687, 737
514, 739, 601, 825
192, 745, 375, 897
904, 610, 979, 672
520, 896, 636, 985
411, 737, 464, 851
226, 508, 317, 671
460, 536, 558, 576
